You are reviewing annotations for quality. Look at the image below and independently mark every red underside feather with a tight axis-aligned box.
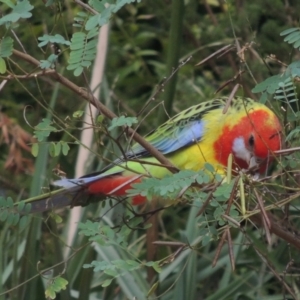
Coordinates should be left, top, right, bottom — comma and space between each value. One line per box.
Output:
87, 176, 145, 205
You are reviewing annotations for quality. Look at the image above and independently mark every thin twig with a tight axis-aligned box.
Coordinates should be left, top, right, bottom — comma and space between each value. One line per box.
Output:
195, 44, 234, 66
212, 229, 227, 267
253, 188, 271, 229
222, 84, 240, 114
73, 0, 98, 14
250, 213, 300, 250
226, 228, 235, 271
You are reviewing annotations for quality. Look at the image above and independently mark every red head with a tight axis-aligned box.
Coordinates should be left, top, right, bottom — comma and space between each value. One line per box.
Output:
214, 105, 282, 174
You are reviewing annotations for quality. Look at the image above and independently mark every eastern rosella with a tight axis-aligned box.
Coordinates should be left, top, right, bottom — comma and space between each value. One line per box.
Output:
29, 96, 282, 212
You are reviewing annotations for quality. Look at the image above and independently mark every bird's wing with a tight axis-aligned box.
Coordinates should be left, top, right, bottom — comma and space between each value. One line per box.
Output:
126, 98, 225, 157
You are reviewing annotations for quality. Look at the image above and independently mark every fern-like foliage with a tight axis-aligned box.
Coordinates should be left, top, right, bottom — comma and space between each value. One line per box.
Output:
67, 29, 98, 76
280, 27, 300, 50
128, 166, 239, 227
31, 119, 70, 157
128, 166, 221, 201
0, 36, 13, 58
84, 259, 160, 288
86, 0, 141, 30
45, 276, 68, 299
67, 0, 141, 76
40, 54, 58, 69
252, 61, 300, 106
0, 36, 13, 73
79, 220, 161, 287
274, 77, 299, 110
38, 34, 71, 48
73, 12, 90, 28
108, 116, 138, 131
253, 28, 300, 106
0, 0, 33, 26
0, 197, 31, 230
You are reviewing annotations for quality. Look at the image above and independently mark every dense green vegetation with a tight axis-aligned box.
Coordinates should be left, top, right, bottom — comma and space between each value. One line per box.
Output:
1, 0, 300, 299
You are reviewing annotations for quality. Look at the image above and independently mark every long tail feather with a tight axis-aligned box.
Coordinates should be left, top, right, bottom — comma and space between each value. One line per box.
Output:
21, 174, 145, 213
25, 186, 88, 213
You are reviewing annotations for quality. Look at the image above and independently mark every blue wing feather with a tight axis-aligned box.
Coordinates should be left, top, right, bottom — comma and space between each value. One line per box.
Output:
128, 120, 205, 157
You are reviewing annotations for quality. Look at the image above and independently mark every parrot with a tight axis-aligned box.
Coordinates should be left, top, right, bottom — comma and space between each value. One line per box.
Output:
26, 96, 282, 212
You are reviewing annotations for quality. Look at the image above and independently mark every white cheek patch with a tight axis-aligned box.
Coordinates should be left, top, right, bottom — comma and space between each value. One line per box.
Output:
232, 137, 251, 163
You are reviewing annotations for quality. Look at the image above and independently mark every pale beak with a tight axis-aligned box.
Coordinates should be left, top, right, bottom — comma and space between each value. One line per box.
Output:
249, 156, 259, 169
248, 156, 261, 180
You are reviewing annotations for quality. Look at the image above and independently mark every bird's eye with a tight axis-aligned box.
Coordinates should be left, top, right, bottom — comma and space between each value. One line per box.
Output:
248, 135, 255, 148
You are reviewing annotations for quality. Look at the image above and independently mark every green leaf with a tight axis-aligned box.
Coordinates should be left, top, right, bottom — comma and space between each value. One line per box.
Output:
49, 142, 56, 157
73, 66, 83, 76
258, 92, 268, 104
252, 74, 285, 94
78, 220, 100, 237
86, 27, 99, 39
202, 234, 211, 247
145, 261, 161, 273
213, 181, 234, 201
104, 268, 118, 277
286, 126, 300, 141
0, 210, 8, 222
67, 31, 98, 76
31, 143, 39, 157
12, 0, 33, 16
0, 37, 13, 58
284, 30, 300, 43
45, 287, 55, 300
283, 31, 300, 43
88, 0, 105, 12
45, 0, 54, 6
0, 57, 6, 74
53, 277, 68, 290
73, 12, 89, 28
204, 163, 215, 173
25, 203, 32, 213
17, 201, 25, 212
280, 27, 299, 36
252, 61, 300, 101
61, 142, 70, 156
101, 279, 112, 287
0, 0, 15, 9
128, 169, 202, 200
38, 34, 71, 47
73, 110, 84, 118
108, 116, 138, 131
293, 38, 300, 49
12, 214, 19, 226
19, 215, 29, 230
86, 1, 142, 30
127, 216, 143, 228
6, 213, 16, 226
40, 54, 58, 69
85, 15, 99, 31
55, 142, 61, 156
0, 196, 6, 206
45, 277, 68, 300
50, 213, 63, 223
34, 119, 57, 142
96, 115, 105, 124
7, 197, 14, 208
0, 0, 34, 26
